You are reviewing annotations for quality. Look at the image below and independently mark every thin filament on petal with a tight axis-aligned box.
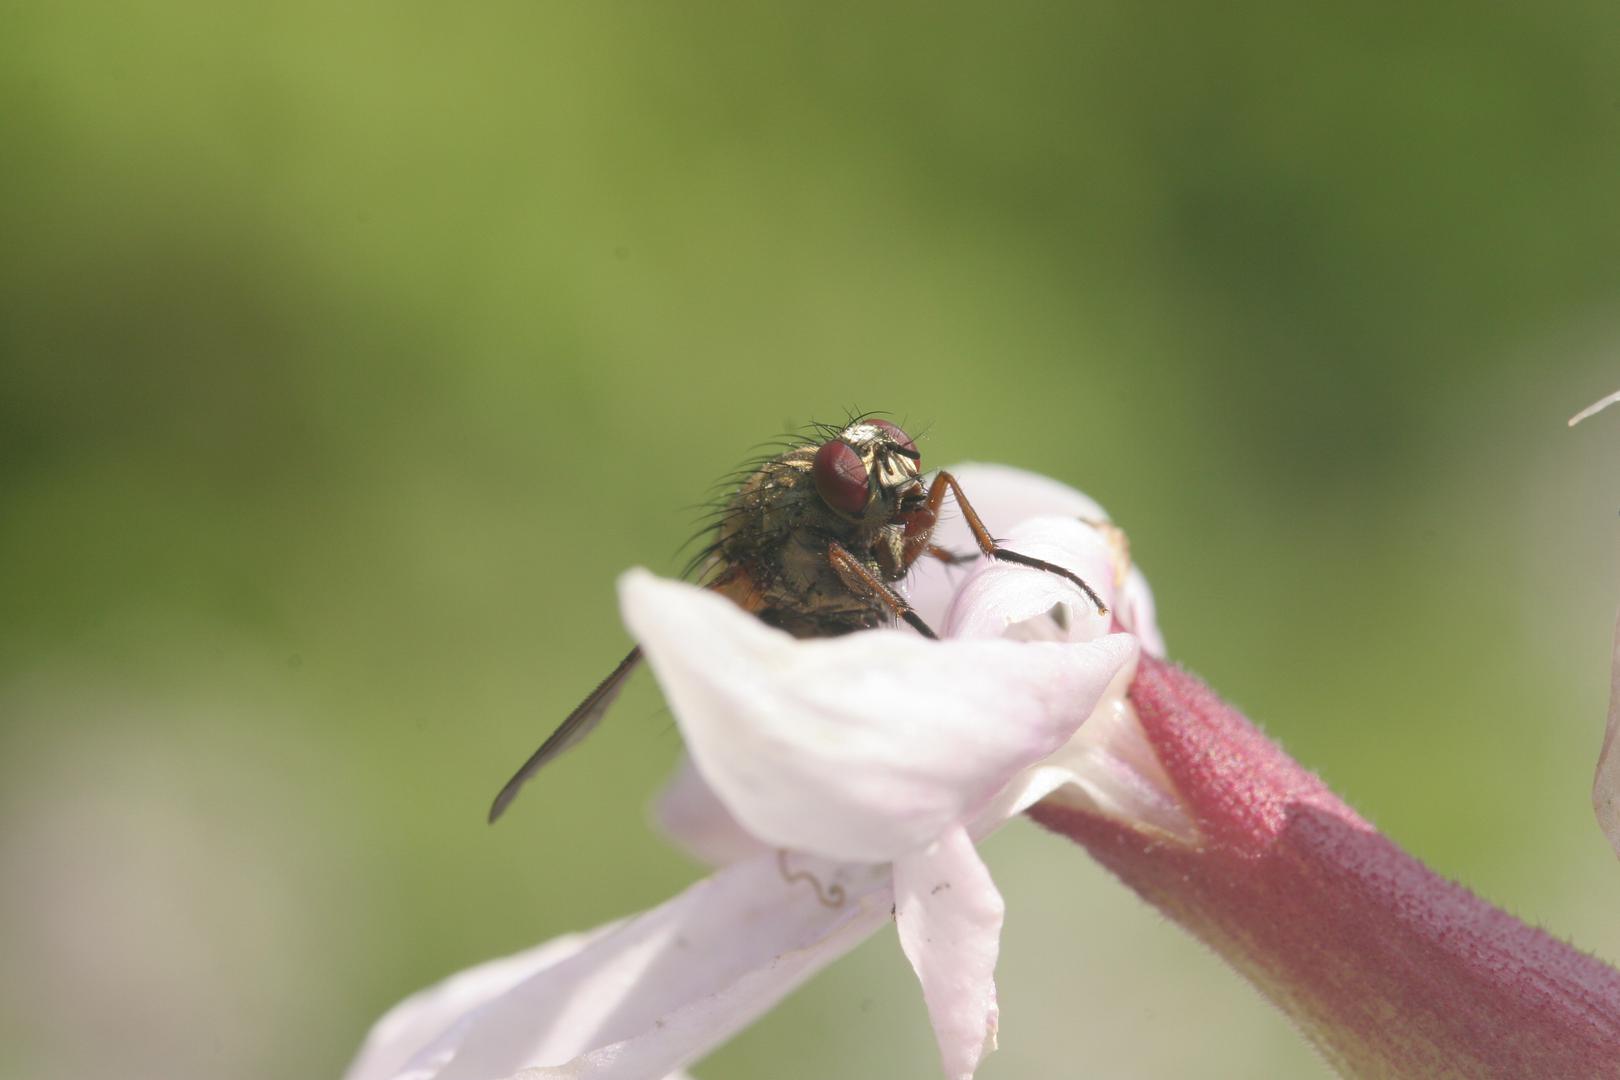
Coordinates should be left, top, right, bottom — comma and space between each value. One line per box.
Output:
777, 849, 847, 908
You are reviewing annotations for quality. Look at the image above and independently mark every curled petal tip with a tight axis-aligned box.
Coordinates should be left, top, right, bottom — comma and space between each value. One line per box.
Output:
1570, 389, 1620, 427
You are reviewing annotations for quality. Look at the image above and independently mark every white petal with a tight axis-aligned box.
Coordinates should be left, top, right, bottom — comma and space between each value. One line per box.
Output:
1570, 389, 1620, 426
347, 928, 620, 1080
621, 570, 1138, 863
930, 463, 1111, 538
652, 754, 771, 867
1120, 565, 1166, 658
1596, 607, 1620, 859
352, 853, 891, 1080
942, 517, 1119, 643
902, 464, 1111, 630
893, 826, 1004, 1080
939, 525, 1188, 843
971, 663, 1198, 846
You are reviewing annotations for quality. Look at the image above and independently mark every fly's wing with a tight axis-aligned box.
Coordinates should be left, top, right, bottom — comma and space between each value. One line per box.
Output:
486, 646, 643, 822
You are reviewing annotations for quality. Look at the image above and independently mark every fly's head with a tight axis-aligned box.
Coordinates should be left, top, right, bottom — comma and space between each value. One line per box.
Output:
811, 419, 925, 529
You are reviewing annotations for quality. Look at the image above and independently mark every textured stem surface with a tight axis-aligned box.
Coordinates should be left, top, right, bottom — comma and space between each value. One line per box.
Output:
1030, 656, 1620, 1079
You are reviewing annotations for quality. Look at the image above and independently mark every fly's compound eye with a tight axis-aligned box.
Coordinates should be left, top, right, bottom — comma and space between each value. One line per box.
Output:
813, 440, 870, 515
868, 419, 919, 459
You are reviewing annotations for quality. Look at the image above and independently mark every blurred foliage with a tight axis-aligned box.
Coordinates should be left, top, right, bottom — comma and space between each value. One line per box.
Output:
3, 3, 1620, 1079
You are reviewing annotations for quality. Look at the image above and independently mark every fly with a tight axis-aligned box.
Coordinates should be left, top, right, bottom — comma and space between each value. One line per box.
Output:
487, 416, 1108, 822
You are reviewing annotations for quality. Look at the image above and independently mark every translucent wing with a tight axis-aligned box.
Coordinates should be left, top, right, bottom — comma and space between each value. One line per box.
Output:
486, 646, 643, 822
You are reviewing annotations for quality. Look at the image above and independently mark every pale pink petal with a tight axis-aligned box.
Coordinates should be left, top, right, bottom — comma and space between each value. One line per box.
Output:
516, 1067, 696, 1080
934, 518, 1187, 843
929, 463, 1111, 540
955, 647, 1197, 849
652, 754, 771, 867
347, 928, 621, 1080
902, 464, 1111, 629
1120, 565, 1166, 657
1570, 388, 1620, 426
514, 1070, 697, 1080
942, 517, 1119, 643
893, 826, 1005, 1080
1596, 607, 1620, 859
353, 852, 891, 1080
1571, 393, 1620, 856
620, 570, 1137, 863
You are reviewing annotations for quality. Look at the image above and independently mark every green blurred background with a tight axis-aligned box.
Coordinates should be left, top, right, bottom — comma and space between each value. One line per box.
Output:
4, 4, 1620, 1078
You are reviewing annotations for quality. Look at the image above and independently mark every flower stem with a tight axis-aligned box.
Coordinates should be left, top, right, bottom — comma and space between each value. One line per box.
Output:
1029, 656, 1620, 1079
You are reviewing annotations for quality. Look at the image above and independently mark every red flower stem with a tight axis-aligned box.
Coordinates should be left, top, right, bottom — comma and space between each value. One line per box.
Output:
1029, 656, 1620, 1078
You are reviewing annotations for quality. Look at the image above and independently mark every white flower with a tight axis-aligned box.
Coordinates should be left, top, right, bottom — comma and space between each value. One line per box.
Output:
349, 465, 1173, 1080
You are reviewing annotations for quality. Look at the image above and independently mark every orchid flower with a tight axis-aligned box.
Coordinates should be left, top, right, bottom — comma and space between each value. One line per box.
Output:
350, 464, 1160, 1080
349, 463, 1620, 1080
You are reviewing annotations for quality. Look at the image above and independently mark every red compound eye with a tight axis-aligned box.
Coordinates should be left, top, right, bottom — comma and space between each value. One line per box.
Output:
868, 419, 918, 457
813, 440, 870, 515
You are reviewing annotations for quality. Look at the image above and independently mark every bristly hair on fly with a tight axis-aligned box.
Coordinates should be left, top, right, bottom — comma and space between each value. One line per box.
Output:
674, 409, 930, 583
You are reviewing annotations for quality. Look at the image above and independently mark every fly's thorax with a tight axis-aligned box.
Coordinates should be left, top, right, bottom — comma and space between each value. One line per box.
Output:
714, 450, 815, 554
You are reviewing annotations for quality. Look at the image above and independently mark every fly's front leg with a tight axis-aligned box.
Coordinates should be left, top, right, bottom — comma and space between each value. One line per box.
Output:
897, 470, 954, 569
896, 478, 977, 569
931, 470, 1110, 616
826, 541, 939, 639
894, 485, 965, 569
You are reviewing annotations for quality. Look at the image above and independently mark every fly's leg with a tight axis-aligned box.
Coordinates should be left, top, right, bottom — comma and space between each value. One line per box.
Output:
896, 480, 983, 569
827, 541, 939, 639
925, 544, 976, 565
914, 470, 1110, 616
